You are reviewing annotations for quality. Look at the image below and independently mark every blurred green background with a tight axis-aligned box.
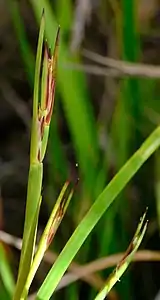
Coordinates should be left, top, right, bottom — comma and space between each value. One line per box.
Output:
0, 0, 160, 299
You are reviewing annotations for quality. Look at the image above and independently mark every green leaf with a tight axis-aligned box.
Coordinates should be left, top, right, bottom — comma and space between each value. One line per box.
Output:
94, 210, 148, 300
0, 243, 15, 298
36, 126, 160, 300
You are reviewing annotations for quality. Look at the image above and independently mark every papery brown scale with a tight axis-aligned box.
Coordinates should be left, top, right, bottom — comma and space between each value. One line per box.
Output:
46, 78, 55, 124
38, 149, 41, 162
47, 67, 53, 110
46, 60, 54, 109
46, 229, 56, 248
45, 66, 50, 109
46, 210, 60, 247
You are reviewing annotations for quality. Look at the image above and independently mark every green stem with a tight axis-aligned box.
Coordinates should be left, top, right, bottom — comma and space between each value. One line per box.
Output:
13, 164, 43, 300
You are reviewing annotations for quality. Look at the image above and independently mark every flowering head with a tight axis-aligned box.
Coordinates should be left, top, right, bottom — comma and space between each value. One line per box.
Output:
30, 15, 60, 164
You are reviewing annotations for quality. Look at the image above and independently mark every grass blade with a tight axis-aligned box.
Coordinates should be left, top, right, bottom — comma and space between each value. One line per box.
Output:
110, 1, 142, 297
155, 150, 160, 230
13, 15, 60, 299
13, 15, 45, 298
21, 181, 74, 299
94, 210, 148, 300
36, 126, 160, 300
0, 244, 15, 298
30, 0, 101, 196
7, 0, 35, 85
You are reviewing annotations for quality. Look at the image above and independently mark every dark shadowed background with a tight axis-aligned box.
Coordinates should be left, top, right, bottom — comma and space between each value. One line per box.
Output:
0, 0, 160, 299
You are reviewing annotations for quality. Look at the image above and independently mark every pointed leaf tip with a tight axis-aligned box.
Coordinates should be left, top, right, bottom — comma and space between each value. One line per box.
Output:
42, 8, 45, 17
53, 26, 60, 54
56, 26, 61, 42
40, 8, 45, 27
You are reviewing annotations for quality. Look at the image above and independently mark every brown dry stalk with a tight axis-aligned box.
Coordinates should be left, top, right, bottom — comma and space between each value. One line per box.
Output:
1, 230, 160, 291
82, 49, 160, 78
45, 250, 160, 290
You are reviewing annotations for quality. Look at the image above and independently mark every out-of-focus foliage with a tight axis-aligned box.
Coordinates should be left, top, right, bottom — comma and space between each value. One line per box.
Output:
0, 0, 160, 299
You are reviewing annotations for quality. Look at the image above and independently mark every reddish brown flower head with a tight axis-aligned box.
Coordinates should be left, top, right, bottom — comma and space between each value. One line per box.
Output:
43, 27, 60, 126
36, 27, 60, 162
40, 28, 59, 129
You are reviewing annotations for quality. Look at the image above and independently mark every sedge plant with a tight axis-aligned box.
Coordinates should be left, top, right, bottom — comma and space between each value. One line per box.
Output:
7, 9, 160, 300
13, 11, 75, 300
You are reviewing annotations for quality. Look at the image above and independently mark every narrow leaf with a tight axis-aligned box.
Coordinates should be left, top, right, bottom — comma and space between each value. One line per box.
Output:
0, 243, 15, 298
36, 126, 160, 300
94, 210, 148, 300
21, 181, 74, 299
